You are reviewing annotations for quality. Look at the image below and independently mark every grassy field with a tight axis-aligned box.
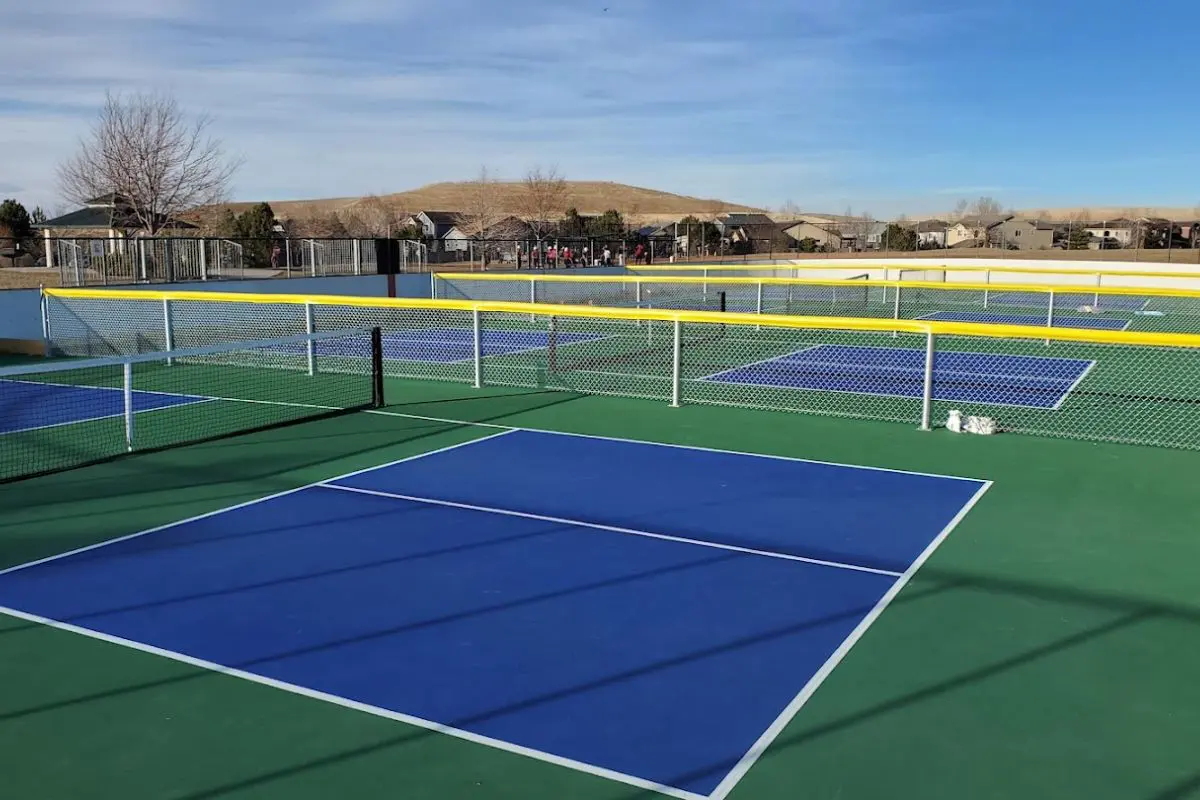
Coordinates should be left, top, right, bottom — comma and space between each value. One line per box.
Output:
1, 377, 1199, 800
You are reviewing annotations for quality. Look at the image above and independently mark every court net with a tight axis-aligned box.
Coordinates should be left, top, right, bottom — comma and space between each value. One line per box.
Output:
41, 288, 1200, 451
430, 272, 1200, 335
1, 328, 384, 483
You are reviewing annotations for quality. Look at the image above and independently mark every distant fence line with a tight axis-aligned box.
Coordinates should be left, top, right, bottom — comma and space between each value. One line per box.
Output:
8, 230, 1200, 288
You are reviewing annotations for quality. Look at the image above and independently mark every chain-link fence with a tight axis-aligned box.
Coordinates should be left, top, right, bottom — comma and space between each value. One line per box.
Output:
431, 273, 1200, 336
42, 287, 1200, 451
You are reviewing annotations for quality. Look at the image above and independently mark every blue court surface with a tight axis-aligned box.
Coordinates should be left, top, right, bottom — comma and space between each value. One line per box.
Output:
702, 344, 1094, 409
918, 310, 1130, 331
0, 429, 989, 798
0, 379, 207, 435
282, 328, 605, 364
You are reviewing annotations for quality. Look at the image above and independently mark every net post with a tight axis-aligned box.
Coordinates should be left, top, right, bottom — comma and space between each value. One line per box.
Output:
1094, 272, 1101, 310
429, 271, 436, 298
1046, 289, 1055, 345
920, 331, 935, 431
983, 269, 990, 309
39, 286, 51, 357
162, 298, 175, 365
371, 326, 385, 408
199, 241, 208, 281
670, 319, 682, 407
635, 279, 642, 305
472, 308, 483, 389
123, 360, 135, 451
305, 302, 316, 376
547, 315, 558, 374
529, 278, 537, 322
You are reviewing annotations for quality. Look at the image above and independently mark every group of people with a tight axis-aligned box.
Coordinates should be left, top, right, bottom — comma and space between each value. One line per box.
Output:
518, 241, 657, 269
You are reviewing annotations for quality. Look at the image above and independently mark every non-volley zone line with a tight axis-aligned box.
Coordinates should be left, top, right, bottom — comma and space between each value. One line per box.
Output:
916, 310, 1131, 331
701, 344, 1094, 410
271, 327, 613, 365
0, 428, 990, 800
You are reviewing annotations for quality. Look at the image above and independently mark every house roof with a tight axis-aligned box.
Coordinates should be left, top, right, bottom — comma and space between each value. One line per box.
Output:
41, 206, 120, 228
910, 219, 949, 232
718, 213, 775, 226
953, 214, 1010, 229
419, 211, 461, 225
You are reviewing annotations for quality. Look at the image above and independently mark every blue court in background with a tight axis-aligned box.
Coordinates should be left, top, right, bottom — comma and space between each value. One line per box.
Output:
985, 290, 1147, 311
0, 429, 986, 797
703, 344, 1094, 409
919, 310, 1130, 331
0, 380, 207, 435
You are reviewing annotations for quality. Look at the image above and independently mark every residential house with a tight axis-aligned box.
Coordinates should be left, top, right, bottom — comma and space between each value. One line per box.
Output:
1082, 219, 1135, 248
989, 217, 1055, 250
780, 220, 843, 251
726, 221, 793, 253
945, 215, 1006, 248
402, 211, 461, 240
713, 213, 775, 236
909, 219, 949, 248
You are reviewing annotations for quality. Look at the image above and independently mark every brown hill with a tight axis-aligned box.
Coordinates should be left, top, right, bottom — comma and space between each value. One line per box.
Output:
210, 181, 765, 225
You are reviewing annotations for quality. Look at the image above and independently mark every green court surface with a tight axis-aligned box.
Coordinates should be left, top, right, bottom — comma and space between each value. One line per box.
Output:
3, 379, 1200, 800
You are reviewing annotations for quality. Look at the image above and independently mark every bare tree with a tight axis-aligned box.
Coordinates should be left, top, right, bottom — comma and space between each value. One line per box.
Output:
952, 199, 970, 220
514, 166, 570, 243
843, 207, 875, 253
969, 196, 1004, 217
354, 194, 401, 237
778, 199, 802, 218
57, 90, 241, 234
462, 166, 503, 237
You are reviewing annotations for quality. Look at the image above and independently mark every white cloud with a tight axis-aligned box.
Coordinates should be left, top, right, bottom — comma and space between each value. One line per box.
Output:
0, 0, 963, 211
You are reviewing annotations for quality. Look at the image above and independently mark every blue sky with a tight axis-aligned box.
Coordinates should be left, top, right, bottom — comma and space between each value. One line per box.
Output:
2, 0, 1198, 216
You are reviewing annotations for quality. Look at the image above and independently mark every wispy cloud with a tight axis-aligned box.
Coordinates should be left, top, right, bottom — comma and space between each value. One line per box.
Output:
14, 0, 1172, 215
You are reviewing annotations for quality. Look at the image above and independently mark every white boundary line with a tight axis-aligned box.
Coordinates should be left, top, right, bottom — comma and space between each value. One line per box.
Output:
0, 603, 703, 800
705, 478, 994, 800
0, 428, 518, 579
1051, 359, 1098, 411
317, 483, 903, 578
696, 345, 823, 382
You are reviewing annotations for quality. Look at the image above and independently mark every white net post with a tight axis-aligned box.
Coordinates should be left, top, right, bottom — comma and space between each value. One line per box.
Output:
353, 239, 362, 276
472, 308, 483, 388
305, 302, 316, 375
39, 287, 50, 356
199, 241, 208, 281
636, 280, 643, 305
920, 331, 935, 431
138, 239, 148, 282
670, 319, 682, 407
123, 360, 135, 451
983, 270, 990, 309
163, 298, 175, 365
429, 272, 437, 298
1094, 272, 1102, 310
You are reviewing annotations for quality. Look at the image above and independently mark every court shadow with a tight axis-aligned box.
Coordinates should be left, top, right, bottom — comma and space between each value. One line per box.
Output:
0, 389, 588, 568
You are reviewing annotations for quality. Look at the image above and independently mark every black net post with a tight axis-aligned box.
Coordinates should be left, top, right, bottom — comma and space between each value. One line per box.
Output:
371, 326, 385, 407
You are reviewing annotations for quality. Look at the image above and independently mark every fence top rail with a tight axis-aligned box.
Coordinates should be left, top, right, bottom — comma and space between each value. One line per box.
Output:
432, 271, 1200, 300
42, 287, 1200, 350
629, 262, 1200, 280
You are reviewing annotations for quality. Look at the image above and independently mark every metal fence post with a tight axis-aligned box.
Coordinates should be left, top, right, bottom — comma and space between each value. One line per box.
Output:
472, 308, 483, 388
124, 361, 135, 451
1046, 289, 1055, 345
670, 319, 682, 407
920, 331, 935, 431
162, 298, 175, 364
305, 302, 316, 376
199, 239, 208, 281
